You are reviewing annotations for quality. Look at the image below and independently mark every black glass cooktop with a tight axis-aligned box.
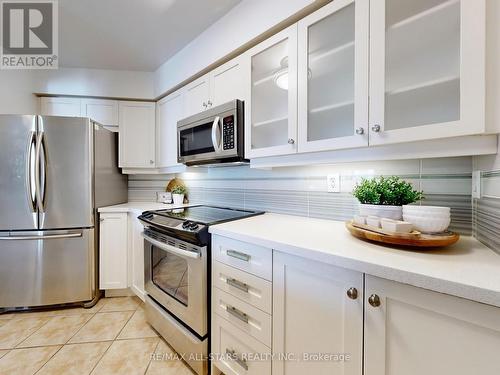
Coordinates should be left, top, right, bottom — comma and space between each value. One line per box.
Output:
154, 205, 264, 225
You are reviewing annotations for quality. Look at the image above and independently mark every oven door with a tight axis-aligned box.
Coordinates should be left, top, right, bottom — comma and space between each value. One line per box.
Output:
143, 231, 207, 337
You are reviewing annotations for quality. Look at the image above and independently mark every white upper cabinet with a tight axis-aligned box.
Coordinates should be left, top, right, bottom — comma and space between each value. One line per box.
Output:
40, 97, 82, 117
364, 275, 500, 375
210, 55, 249, 107
298, 0, 369, 153
185, 74, 211, 118
369, 0, 486, 145
245, 25, 298, 159
81, 98, 118, 128
184, 56, 249, 118
156, 90, 186, 170
118, 101, 156, 168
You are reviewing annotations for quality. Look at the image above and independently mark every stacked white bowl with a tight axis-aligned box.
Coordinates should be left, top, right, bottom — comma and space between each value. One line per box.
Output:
402, 206, 451, 234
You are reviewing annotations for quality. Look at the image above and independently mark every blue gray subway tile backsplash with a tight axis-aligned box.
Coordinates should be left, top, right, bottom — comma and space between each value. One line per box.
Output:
128, 157, 485, 237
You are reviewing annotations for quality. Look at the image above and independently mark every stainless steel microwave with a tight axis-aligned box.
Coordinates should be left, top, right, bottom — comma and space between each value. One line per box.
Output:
177, 100, 247, 166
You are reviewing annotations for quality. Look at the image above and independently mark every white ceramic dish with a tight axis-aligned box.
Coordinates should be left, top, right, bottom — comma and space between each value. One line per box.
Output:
359, 204, 402, 220
403, 214, 451, 233
403, 205, 450, 214
366, 216, 381, 228
380, 218, 414, 233
353, 215, 366, 225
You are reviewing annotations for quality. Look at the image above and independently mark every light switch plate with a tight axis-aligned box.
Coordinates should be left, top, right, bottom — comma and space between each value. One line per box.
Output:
327, 174, 341, 193
472, 170, 481, 199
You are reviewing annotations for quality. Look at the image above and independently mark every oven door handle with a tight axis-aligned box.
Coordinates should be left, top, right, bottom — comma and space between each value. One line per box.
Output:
211, 116, 221, 153
142, 232, 201, 259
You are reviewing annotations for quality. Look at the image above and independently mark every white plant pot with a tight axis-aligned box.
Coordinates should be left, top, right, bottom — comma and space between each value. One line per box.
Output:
172, 193, 184, 205
359, 204, 403, 220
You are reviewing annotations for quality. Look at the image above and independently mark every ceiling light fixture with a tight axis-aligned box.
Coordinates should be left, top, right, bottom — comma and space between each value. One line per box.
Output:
273, 57, 289, 90
273, 56, 312, 91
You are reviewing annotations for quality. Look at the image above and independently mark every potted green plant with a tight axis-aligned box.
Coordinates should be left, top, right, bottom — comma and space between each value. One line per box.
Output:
352, 176, 423, 220
171, 185, 187, 205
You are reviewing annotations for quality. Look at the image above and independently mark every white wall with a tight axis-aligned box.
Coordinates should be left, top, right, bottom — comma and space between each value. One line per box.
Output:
154, 0, 315, 96
0, 68, 155, 115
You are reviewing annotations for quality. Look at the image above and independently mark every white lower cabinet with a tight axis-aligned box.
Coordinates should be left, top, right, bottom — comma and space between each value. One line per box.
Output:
129, 212, 145, 300
272, 251, 364, 375
209, 237, 500, 375
364, 275, 500, 375
99, 211, 145, 300
212, 314, 272, 375
99, 213, 128, 289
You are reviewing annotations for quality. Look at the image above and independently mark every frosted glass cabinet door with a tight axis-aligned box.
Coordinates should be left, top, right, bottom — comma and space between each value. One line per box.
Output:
244, 25, 298, 158
369, 0, 486, 145
298, 0, 369, 153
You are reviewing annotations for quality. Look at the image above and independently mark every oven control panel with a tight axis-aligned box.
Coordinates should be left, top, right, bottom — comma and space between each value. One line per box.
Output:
222, 115, 235, 150
182, 221, 200, 231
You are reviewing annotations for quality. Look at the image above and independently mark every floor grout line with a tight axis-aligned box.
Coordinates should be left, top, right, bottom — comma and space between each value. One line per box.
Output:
143, 338, 162, 375
1, 298, 185, 375
33, 344, 64, 375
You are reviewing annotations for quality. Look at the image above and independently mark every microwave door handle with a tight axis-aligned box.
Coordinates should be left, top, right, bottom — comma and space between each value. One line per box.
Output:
141, 232, 201, 259
211, 116, 221, 153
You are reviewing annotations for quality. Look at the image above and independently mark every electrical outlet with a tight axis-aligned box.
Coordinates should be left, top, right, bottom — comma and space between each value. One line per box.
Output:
327, 174, 340, 193
472, 170, 481, 199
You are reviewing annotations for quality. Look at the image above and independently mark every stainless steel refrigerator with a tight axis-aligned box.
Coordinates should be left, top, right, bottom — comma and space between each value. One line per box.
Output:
0, 115, 127, 310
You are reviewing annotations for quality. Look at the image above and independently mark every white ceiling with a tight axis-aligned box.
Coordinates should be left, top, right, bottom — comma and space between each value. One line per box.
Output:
58, 0, 241, 71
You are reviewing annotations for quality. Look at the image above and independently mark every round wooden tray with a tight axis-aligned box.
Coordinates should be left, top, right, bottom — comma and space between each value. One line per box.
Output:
345, 221, 460, 248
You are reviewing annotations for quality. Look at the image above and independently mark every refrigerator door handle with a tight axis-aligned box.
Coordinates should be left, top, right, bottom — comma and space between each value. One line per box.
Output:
35, 131, 46, 213
0, 232, 82, 240
26, 130, 37, 213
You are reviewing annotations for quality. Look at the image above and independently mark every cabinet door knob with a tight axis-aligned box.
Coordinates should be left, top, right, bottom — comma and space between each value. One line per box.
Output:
347, 287, 358, 300
203, 102, 207, 108
371, 124, 381, 133
99, 218, 104, 222
287, 138, 295, 145
207, 100, 212, 107
368, 294, 381, 307
355, 127, 364, 135
149, 160, 154, 164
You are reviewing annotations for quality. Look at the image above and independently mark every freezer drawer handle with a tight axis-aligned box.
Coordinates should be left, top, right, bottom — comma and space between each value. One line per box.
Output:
226, 305, 249, 324
226, 348, 249, 371
0, 232, 82, 240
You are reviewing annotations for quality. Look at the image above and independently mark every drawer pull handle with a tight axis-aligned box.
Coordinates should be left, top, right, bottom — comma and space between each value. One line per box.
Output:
226, 348, 249, 371
226, 249, 251, 262
226, 278, 249, 293
226, 305, 248, 323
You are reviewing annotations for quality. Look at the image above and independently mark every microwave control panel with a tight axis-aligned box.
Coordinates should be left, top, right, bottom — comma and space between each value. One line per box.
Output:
222, 115, 235, 150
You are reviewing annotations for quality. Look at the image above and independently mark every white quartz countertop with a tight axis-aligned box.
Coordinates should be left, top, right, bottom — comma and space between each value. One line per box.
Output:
209, 213, 500, 308
98, 202, 188, 214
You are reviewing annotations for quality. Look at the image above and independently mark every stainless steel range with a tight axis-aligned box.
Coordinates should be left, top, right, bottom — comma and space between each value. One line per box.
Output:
138, 205, 263, 375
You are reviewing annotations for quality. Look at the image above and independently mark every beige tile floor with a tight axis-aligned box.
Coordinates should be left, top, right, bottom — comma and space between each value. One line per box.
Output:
0, 297, 195, 374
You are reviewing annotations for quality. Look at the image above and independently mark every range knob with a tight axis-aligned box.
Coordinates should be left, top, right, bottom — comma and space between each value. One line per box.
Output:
182, 221, 191, 229
188, 223, 199, 231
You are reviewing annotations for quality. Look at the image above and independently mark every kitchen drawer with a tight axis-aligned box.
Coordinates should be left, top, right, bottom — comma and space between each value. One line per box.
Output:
212, 235, 272, 281
213, 261, 272, 314
212, 314, 271, 375
213, 288, 271, 347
